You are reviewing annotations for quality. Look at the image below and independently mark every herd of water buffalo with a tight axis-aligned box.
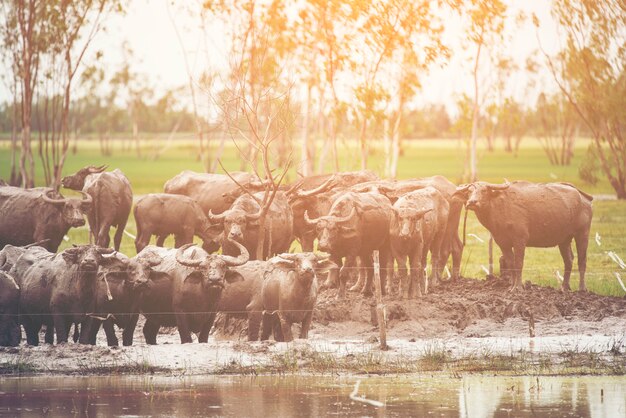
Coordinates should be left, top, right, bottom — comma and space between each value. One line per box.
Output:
0, 166, 593, 347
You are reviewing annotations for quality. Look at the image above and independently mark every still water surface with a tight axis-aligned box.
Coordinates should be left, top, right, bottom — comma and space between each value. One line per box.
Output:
1, 375, 624, 417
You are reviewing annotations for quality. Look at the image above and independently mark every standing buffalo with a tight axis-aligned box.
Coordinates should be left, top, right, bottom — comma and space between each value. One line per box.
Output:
134, 193, 220, 253
62, 165, 132, 251
80, 252, 161, 346
261, 253, 336, 342
0, 186, 91, 252
286, 170, 379, 251
454, 181, 593, 291
305, 191, 392, 297
378, 175, 464, 281
18, 245, 115, 345
209, 191, 293, 260
136, 239, 249, 344
390, 187, 449, 298
164, 171, 264, 215
0, 271, 20, 347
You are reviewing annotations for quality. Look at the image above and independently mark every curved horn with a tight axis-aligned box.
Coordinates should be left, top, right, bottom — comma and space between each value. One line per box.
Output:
294, 175, 335, 198
245, 207, 262, 221
304, 210, 320, 226
41, 189, 67, 205
208, 209, 226, 224
220, 239, 249, 267
79, 191, 93, 206
486, 181, 510, 190
175, 243, 203, 268
333, 206, 357, 224
89, 165, 108, 173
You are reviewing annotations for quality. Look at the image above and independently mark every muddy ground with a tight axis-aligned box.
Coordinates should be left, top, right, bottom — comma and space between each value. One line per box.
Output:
1, 277, 625, 375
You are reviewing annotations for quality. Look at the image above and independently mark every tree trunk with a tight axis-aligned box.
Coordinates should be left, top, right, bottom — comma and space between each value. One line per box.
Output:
359, 118, 368, 170
300, 82, 312, 177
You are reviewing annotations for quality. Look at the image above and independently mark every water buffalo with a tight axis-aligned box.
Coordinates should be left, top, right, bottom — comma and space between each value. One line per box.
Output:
80, 252, 161, 346
18, 245, 115, 345
377, 175, 464, 281
454, 181, 593, 291
0, 271, 20, 347
305, 191, 392, 298
209, 191, 293, 260
62, 165, 132, 251
134, 193, 220, 253
0, 186, 92, 252
136, 239, 249, 344
286, 170, 379, 251
164, 170, 264, 214
260, 253, 336, 342
390, 187, 449, 298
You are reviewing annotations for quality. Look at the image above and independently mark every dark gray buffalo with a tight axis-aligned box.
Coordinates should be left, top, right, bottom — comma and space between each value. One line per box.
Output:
136, 239, 249, 344
305, 191, 392, 298
261, 253, 336, 342
18, 245, 115, 345
62, 165, 132, 251
0, 186, 91, 252
0, 271, 20, 346
134, 193, 220, 253
454, 181, 593, 291
390, 187, 449, 298
209, 191, 293, 260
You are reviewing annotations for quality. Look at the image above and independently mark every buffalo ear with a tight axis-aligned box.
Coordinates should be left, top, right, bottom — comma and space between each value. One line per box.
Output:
62, 252, 77, 264
224, 270, 245, 284
315, 259, 338, 274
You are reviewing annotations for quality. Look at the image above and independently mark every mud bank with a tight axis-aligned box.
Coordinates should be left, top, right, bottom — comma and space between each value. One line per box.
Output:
1, 277, 624, 376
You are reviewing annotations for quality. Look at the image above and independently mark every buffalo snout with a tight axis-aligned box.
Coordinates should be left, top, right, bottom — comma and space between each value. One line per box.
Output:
227, 224, 244, 241
466, 199, 480, 209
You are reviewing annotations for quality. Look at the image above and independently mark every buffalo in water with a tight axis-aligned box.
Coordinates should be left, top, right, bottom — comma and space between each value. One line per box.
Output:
0, 186, 91, 252
454, 181, 593, 291
62, 165, 132, 251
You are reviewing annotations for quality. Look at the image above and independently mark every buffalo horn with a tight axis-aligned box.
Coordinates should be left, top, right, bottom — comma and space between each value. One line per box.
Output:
277, 253, 300, 261
486, 181, 510, 190
89, 165, 108, 174
303, 210, 319, 226
220, 239, 249, 267
333, 206, 357, 224
175, 243, 203, 268
246, 207, 262, 221
97, 247, 116, 255
208, 209, 226, 223
41, 189, 67, 205
294, 175, 335, 198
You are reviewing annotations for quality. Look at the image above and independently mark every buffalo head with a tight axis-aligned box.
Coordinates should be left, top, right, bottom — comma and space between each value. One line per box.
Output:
61, 165, 107, 191
208, 207, 261, 243
41, 189, 92, 227
175, 238, 249, 288
62, 245, 115, 273
454, 180, 510, 210
104, 252, 163, 291
272, 252, 337, 284
304, 206, 358, 253
393, 207, 433, 239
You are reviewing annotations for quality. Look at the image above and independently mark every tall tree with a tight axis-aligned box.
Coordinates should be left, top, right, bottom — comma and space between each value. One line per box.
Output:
541, 1, 626, 198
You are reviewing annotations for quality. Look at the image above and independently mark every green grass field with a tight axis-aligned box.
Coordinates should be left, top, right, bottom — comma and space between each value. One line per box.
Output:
1, 136, 625, 296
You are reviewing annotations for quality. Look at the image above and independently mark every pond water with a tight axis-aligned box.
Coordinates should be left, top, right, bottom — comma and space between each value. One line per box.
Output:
0, 375, 624, 417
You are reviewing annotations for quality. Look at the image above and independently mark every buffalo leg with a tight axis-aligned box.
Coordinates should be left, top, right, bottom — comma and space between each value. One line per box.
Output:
122, 314, 139, 346
451, 235, 463, 280
143, 318, 160, 345
53, 314, 69, 344
156, 235, 166, 247
339, 257, 358, 298
174, 231, 193, 249
360, 255, 374, 297
22, 317, 40, 346
135, 231, 150, 253
409, 250, 423, 298
175, 312, 193, 344
396, 254, 409, 299
321, 255, 342, 290
574, 230, 590, 292
102, 320, 119, 346
97, 225, 111, 249
247, 312, 262, 341
260, 313, 273, 341
279, 317, 294, 342
348, 257, 365, 293
379, 246, 391, 296
558, 241, 574, 291
113, 221, 126, 252
299, 312, 312, 339
499, 246, 514, 285
510, 245, 526, 291
79, 317, 98, 345
199, 313, 217, 343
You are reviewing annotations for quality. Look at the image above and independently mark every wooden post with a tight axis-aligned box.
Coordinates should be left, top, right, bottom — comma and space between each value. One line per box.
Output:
373, 251, 388, 350
488, 235, 494, 277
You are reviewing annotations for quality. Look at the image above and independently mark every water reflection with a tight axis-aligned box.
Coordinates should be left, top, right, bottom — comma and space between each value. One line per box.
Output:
0, 375, 624, 417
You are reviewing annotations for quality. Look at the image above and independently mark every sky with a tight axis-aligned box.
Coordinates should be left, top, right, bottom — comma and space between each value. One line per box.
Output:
0, 0, 563, 115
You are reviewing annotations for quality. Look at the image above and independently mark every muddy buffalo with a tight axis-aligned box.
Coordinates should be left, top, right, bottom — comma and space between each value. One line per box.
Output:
261, 253, 336, 342
454, 181, 593, 291
18, 245, 115, 345
136, 239, 249, 344
0, 271, 20, 347
62, 165, 132, 251
134, 193, 220, 253
0, 186, 92, 252
390, 187, 449, 298
209, 191, 293, 260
